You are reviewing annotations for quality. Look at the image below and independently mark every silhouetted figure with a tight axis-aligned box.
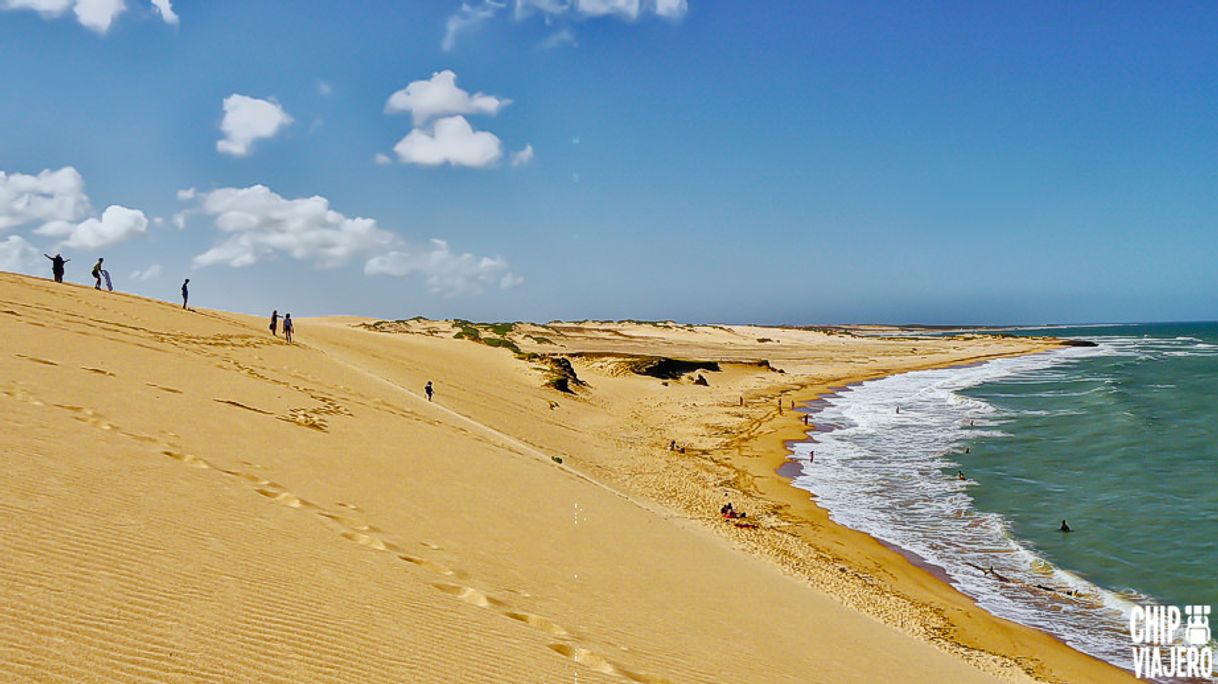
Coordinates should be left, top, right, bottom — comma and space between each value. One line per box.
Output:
269, 310, 279, 336
425, 381, 434, 402
777, 398, 782, 414
957, 470, 967, 481
92, 258, 104, 289
896, 406, 900, 414
283, 313, 293, 344
181, 279, 190, 309
44, 253, 70, 283
1059, 520, 1072, 533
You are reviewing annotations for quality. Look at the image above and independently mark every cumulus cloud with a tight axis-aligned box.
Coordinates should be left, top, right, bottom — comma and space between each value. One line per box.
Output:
372, 153, 392, 166
515, 0, 684, 20
394, 115, 502, 168
385, 70, 509, 126
0, 166, 90, 233
216, 94, 293, 157
442, 0, 503, 52
45, 204, 148, 250
366, 239, 522, 297
510, 144, 535, 167
0, 235, 41, 274
148, 0, 175, 25
187, 184, 519, 296
190, 185, 393, 269
130, 263, 162, 281
1, 0, 178, 33
0, 165, 150, 251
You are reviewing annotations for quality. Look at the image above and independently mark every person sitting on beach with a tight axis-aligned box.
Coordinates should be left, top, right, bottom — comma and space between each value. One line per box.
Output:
720, 503, 733, 516
1059, 520, 1072, 533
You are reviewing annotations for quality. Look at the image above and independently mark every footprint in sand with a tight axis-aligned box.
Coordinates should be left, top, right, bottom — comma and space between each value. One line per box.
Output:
505, 611, 570, 637
214, 399, 274, 415
161, 450, 213, 470
396, 554, 458, 577
15, 353, 58, 366
81, 367, 115, 376
431, 583, 506, 609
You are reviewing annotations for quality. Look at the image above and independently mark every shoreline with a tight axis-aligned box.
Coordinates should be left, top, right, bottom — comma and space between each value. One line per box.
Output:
725, 347, 1135, 682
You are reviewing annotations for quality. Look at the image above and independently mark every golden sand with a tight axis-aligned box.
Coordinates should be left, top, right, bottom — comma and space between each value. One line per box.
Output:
0, 272, 1132, 682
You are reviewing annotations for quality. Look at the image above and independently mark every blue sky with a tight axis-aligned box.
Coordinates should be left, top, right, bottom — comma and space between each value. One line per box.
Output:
0, 1, 1215, 325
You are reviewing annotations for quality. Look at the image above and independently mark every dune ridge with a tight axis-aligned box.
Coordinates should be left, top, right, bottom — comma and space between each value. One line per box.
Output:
0, 271, 1131, 682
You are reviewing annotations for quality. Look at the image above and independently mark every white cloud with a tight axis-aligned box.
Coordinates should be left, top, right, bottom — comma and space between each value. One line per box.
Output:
393, 115, 502, 168
510, 144, 534, 167
175, 187, 196, 200
0, 166, 90, 233
0, 235, 41, 274
73, 0, 124, 31
216, 94, 293, 157
365, 239, 522, 297
373, 153, 392, 166
653, 0, 686, 19
52, 204, 148, 250
2, 0, 179, 32
317, 80, 333, 96
539, 27, 577, 49
187, 184, 519, 296
190, 185, 395, 269
148, 0, 175, 25
1, 165, 150, 251
442, 0, 503, 52
516, 0, 682, 19
575, 0, 638, 18
130, 263, 162, 281
384, 70, 509, 126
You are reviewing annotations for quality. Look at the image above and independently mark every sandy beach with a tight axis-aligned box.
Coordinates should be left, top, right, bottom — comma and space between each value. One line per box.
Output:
0, 271, 1135, 683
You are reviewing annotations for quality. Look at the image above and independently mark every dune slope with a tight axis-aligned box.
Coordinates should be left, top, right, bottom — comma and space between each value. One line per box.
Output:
0, 273, 1128, 682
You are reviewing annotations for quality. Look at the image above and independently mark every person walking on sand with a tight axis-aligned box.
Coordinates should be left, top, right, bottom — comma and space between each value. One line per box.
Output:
425, 381, 434, 402
181, 278, 190, 309
283, 313, 293, 344
91, 258, 104, 289
269, 310, 279, 336
44, 253, 70, 283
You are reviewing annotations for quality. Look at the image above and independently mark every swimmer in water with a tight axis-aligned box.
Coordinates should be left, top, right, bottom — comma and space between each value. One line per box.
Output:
1059, 519, 1072, 533
957, 470, 967, 481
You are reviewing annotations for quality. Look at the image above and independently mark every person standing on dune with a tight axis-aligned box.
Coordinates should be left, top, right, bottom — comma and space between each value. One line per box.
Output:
44, 253, 69, 283
269, 310, 279, 336
181, 278, 190, 309
91, 258, 104, 289
425, 381, 433, 402
283, 313, 293, 344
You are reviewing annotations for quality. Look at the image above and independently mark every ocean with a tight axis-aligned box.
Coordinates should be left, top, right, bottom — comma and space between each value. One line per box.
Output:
787, 322, 1218, 673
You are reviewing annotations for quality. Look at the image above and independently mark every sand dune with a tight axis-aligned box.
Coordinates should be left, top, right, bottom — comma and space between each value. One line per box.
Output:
0, 272, 1131, 682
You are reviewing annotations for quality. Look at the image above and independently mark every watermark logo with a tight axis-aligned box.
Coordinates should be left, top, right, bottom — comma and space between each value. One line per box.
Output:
1130, 604, 1213, 679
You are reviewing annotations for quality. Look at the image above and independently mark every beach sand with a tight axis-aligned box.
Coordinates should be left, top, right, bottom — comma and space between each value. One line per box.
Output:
0, 271, 1133, 682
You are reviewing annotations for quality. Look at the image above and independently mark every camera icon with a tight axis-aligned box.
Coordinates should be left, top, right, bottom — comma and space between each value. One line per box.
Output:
1185, 605, 1211, 647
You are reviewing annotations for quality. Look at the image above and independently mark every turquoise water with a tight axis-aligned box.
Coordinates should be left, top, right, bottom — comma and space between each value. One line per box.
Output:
787, 322, 1218, 671
962, 323, 1218, 611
